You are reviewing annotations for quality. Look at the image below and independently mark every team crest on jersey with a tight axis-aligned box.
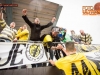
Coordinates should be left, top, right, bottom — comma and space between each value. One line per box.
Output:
26, 43, 44, 61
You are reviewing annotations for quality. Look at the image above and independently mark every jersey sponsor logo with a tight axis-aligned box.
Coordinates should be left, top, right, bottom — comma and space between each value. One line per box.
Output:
71, 60, 91, 75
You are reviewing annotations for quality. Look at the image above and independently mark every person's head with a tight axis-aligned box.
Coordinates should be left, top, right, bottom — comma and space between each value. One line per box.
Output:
52, 31, 59, 37
34, 18, 40, 24
80, 30, 85, 35
63, 28, 67, 32
10, 22, 16, 28
59, 27, 62, 31
71, 30, 75, 35
65, 42, 76, 55
51, 27, 59, 37
23, 25, 27, 30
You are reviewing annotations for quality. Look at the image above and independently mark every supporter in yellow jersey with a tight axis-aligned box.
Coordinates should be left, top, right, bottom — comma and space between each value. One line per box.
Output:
14, 25, 29, 41
49, 42, 100, 75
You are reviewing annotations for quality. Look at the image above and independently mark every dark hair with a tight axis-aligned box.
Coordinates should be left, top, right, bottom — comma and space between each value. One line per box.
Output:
51, 26, 60, 32
65, 42, 75, 51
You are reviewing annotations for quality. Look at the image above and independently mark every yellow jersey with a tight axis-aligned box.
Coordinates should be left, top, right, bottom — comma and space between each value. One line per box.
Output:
16, 29, 29, 41
43, 34, 53, 47
55, 53, 100, 75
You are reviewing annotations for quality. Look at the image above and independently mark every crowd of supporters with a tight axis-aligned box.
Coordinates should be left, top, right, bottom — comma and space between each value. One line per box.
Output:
0, 7, 93, 63
0, 7, 92, 45
0, 7, 98, 75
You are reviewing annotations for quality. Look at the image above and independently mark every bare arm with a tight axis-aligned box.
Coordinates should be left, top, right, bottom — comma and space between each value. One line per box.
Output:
51, 44, 67, 55
49, 60, 55, 66
0, 9, 7, 28
0, 8, 3, 20
61, 48, 67, 55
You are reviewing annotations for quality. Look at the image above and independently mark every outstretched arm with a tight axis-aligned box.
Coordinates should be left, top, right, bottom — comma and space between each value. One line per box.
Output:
51, 44, 67, 55
22, 9, 33, 27
0, 8, 3, 20
41, 17, 56, 30
0, 9, 7, 28
49, 60, 55, 66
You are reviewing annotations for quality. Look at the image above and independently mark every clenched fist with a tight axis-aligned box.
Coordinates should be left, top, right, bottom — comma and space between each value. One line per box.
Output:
19, 27, 23, 30
56, 44, 63, 50
22, 9, 27, 15
51, 17, 56, 23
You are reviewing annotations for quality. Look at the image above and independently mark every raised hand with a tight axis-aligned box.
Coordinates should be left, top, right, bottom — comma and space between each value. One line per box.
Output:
22, 9, 27, 15
13, 38, 17, 42
20, 27, 23, 30
51, 17, 56, 23
0, 8, 3, 20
